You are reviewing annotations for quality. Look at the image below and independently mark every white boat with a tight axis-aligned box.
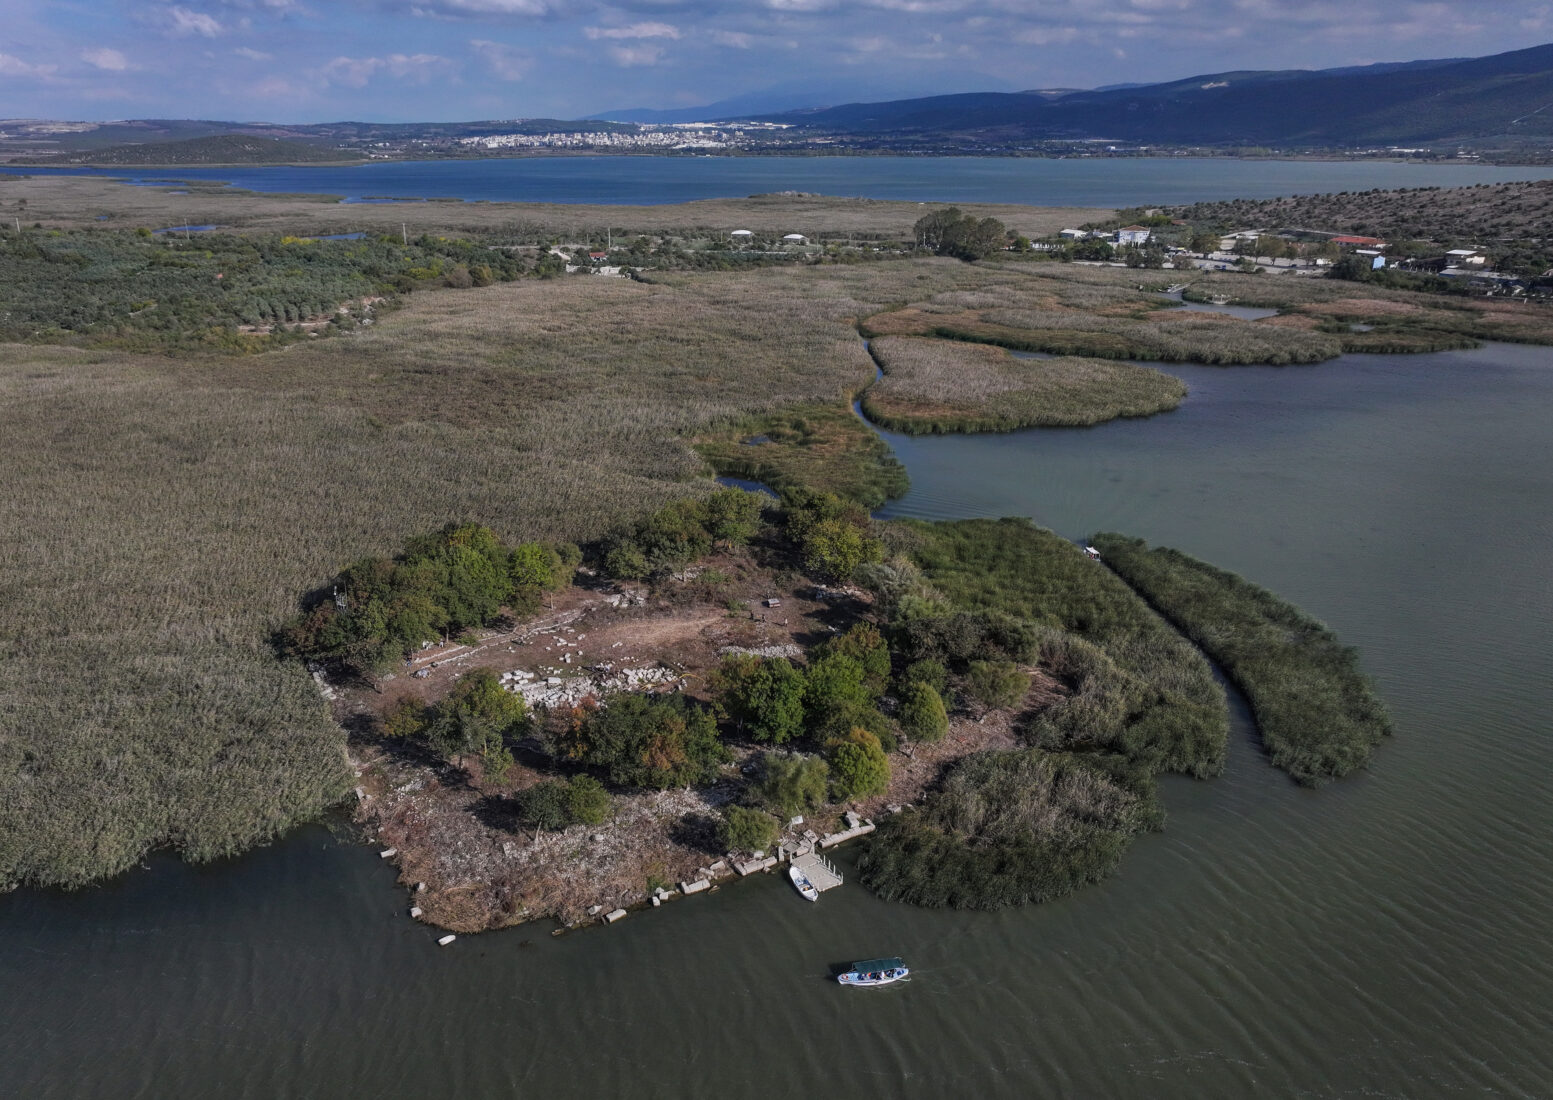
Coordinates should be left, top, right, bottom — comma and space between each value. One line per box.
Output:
788, 864, 820, 902
838, 957, 909, 986
1084, 545, 1102, 560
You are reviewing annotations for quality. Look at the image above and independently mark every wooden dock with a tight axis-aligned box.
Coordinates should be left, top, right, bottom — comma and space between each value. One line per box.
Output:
790, 852, 843, 893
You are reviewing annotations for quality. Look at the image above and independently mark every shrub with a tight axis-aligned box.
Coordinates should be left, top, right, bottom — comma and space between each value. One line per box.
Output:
516, 775, 611, 831
827, 727, 890, 801
719, 805, 780, 852
965, 660, 1031, 709
703, 487, 765, 545
817, 622, 891, 691
898, 658, 949, 702
555, 693, 728, 790
857, 749, 1161, 909
897, 681, 949, 741
803, 652, 875, 715
749, 752, 830, 819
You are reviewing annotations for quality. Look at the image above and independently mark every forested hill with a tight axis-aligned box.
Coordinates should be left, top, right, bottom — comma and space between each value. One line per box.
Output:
23, 134, 352, 166
762, 44, 1553, 146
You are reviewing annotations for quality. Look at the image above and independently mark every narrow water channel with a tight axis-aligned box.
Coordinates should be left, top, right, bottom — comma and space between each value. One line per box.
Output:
5, 342, 1552, 1099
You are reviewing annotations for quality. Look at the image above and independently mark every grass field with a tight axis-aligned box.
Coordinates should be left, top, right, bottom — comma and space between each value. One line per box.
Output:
862, 336, 1184, 432
1091, 534, 1391, 785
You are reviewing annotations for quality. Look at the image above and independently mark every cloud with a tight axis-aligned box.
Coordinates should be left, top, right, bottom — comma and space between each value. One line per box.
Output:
585, 21, 680, 39
234, 46, 274, 60
0, 52, 58, 78
164, 6, 226, 36
607, 43, 667, 65
470, 39, 532, 79
402, 0, 560, 16
81, 48, 133, 71
320, 53, 451, 87
710, 29, 753, 47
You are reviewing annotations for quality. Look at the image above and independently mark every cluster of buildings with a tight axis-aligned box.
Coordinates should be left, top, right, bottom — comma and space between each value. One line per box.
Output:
459, 122, 788, 152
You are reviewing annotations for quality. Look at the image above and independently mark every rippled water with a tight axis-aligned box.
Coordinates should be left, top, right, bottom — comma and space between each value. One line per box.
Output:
5, 343, 1553, 1098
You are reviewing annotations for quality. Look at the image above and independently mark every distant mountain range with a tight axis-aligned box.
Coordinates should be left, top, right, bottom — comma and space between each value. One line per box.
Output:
4, 44, 1550, 163
748, 46, 1553, 145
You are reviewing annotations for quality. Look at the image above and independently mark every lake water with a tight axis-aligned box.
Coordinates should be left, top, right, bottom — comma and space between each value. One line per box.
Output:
22, 155, 1553, 206
6, 337, 1552, 1097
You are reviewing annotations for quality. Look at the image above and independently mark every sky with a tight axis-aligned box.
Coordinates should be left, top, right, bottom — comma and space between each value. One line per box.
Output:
2, 0, 1552, 123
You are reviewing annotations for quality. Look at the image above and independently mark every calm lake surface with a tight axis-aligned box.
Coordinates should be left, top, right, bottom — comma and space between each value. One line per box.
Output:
6, 159, 1553, 1097
25, 155, 1553, 206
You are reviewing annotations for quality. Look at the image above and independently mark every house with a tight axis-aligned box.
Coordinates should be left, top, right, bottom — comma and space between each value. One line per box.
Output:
1445, 248, 1487, 266
588, 251, 608, 261
1117, 225, 1152, 245
730, 229, 754, 239
1355, 249, 1387, 270
782, 233, 807, 244
1059, 228, 1089, 240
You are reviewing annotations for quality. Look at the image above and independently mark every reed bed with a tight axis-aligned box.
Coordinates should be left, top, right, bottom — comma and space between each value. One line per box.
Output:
862, 336, 1184, 432
0, 175, 1108, 243
1091, 534, 1391, 785
2, 260, 1002, 889
885, 518, 1228, 778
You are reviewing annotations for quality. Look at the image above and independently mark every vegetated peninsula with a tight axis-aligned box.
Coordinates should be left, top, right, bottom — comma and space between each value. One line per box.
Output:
0, 176, 1429, 904
286, 496, 1231, 929
17, 134, 357, 167
1091, 535, 1392, 785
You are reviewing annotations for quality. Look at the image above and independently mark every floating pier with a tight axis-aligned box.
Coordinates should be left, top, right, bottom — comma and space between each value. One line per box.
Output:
789, 852, 843, 894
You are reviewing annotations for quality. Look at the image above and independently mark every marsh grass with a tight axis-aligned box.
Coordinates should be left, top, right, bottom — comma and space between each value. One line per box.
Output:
862, 336, 1184, 432
1091, 534, 1391, 785
0, 175, 1109, 243
1180, 273, 1553, 350
886, 518, 1227, 778
857, 748, 1161, 910
2, 260, 1003, 888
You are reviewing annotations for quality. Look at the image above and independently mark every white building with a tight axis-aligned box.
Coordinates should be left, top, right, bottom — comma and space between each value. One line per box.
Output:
1117, 225, 1152, 246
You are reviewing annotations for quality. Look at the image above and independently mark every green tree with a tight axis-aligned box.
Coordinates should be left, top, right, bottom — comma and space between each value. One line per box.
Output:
713, 654, 807, 744
828, 727, 891, 801
803, 652, 873, 714
802, 518, 879, 582
898, 681, 949, 742
719, 805, 779, 852
702, 487, 764, 545
558, 693, 728, 789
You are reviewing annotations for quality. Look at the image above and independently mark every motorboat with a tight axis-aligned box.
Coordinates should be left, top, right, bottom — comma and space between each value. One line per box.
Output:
788, 864, 820, 902
837, 957, 909, 986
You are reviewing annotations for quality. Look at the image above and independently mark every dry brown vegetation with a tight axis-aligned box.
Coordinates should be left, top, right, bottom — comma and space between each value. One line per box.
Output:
0, 252, 1112, 890
863, 335, 1184, 432
0, 174, 1107, 242
863, 264, 1344, 365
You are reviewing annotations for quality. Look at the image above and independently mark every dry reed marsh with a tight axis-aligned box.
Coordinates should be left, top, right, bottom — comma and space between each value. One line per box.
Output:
0, 257, 1077, 889
0, 174, 1108, 243
863, 336, 1184, 432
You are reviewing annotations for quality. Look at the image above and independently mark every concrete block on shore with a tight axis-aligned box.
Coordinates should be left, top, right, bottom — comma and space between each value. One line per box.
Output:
409, 906, 422, 918
438, 935, 456, 946
587, 904, 603, 916
604, 909, 627, 924
680, 879, 710, 895
379, 848, 397, 858
651, 896, 661, 907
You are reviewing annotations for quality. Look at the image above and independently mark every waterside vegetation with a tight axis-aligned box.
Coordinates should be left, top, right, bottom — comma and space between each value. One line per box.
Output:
863, 335, 1184, 432
1091, 534, 1391, 785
